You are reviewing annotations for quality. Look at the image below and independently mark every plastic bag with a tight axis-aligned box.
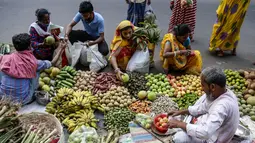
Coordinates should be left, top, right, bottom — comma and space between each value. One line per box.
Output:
71, 42, 83, 67
126, 48, 150, 73
88, 45, 107, 72
135, 113, 152, 129
68, 126, 99, 143
144, 5, 157, 24
70, 42, 107, 72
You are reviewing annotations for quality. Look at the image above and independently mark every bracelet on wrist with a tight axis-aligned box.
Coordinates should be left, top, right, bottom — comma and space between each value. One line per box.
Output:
115, 68, 120, 73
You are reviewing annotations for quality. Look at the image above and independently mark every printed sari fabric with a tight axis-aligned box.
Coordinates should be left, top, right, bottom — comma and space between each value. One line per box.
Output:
209, 0, 251, 52
110, 20, 136, 70
160, 33, 202, 75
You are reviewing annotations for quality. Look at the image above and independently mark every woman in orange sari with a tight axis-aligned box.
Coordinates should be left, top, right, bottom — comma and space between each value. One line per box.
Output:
110, 20, 138, 80
160, 24, 202, 75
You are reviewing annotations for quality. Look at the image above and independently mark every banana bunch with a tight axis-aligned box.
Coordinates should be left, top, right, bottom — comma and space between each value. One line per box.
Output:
46, 87, 103, 132
62, 109, 98, 132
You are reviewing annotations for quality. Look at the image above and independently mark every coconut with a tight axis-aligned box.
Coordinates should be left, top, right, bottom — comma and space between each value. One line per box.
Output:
45, 36, 55, 45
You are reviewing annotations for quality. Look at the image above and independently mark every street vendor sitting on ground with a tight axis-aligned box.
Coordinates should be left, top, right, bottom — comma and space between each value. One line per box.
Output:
168, 66, 239, 143
109, 20, 148, 81
65, 1, 109, 56
0, 33, 66, 105
29, 8, 64, 61
160, 24, 202, 75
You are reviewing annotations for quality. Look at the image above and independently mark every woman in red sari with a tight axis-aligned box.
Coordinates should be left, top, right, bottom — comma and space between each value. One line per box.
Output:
169, 0, 197, 42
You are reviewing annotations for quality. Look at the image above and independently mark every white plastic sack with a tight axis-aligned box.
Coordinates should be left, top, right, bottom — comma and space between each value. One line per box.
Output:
126, 48, 150, 73
70, 42, 107, 72
88, 45, 107, 72
68, 126, 99, 143
70, 42, 83, 67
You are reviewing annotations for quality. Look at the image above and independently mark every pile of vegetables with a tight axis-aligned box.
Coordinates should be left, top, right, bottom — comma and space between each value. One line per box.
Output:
93, 72, 122, 94
173, 94, 199, 110
151, 96, 178, 115
104, 108, 135, 135
124, 72, 148, 98
129, 100, 151, 114
73, 71, 97, 91
96, 86, 136, 112
225, 69, 247, 93
0, 97, 22, 143
145, 73, 174, 96
68, 126, 99, 143
99, 130, 120, 143
55, 66, 77, 89
168, 74, 203, 97
46, 88, 103, 132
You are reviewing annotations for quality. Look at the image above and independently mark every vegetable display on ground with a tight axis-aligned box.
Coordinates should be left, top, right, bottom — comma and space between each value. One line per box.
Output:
104, 108, 135, 135
124, 72, 148, 98
96, 86, 136, 112
151, 96, 178, 115
46, 88, 104, 132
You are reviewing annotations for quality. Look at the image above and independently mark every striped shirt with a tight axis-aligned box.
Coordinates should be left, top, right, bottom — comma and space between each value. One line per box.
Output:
0, 60, 51, 104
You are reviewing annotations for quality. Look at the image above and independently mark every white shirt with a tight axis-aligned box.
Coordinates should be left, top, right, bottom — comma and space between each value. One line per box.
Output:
187, 89, 239, 143
130, 0, 146, 3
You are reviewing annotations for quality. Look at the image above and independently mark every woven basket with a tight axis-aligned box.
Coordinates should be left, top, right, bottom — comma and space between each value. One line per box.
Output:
19, 112, 65, 143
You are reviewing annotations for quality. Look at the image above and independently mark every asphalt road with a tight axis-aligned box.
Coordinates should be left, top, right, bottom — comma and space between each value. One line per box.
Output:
0, 0, 255, 72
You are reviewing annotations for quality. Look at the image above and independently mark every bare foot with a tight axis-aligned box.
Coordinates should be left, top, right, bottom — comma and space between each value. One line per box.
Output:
216, 50, 224, 57
231, 48, 236, 56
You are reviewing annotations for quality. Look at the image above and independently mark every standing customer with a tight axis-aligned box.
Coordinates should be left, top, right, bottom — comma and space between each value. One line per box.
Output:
168, 66, 239, 143
209, 0, 251, 57
169, 0, 197, 41
126, 0, 151, 27
65, 1, 109, 56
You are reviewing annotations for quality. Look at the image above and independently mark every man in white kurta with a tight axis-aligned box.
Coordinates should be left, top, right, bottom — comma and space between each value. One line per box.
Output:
168, 67, 239, 143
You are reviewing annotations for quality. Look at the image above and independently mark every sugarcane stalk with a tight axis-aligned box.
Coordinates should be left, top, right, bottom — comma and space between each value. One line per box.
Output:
0, 106, 8, 117
38, 129, 57, 143
21, 125, 33, 143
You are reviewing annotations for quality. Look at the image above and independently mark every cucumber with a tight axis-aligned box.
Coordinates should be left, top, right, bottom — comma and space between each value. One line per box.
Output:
70, 69, 76, 76
59, 73, 73, 79
61, 83, 71, 88
56, 75, 64, 80
66, 78, 76, 84
60, 71, 68, 74
62, 80, 73, 87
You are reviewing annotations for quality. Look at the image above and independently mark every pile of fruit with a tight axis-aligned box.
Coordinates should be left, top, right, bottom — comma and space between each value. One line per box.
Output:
73, 71, 97, 91
124, 72, 148, 98
39, 67, 60, 96
104, 108, 135, 135
168, 74, 203, 97
173, 94, 199, 110
96, 86, 136, 112
224, 69, 246, 93
55, 66, 77, 89
46, 88, 103, 132
145, 73, 174, 96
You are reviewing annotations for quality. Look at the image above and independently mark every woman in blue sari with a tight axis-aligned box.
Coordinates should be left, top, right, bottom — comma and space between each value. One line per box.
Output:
126, 0, 151, 27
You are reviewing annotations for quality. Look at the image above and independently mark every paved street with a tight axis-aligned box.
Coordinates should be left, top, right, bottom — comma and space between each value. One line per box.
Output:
0, 0, 255, 71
